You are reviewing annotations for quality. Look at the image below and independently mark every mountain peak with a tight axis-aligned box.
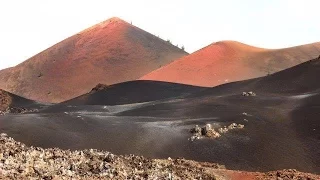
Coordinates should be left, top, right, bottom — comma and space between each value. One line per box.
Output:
103, 17, 128, 25
0, 17, 187, 103
80, 17, 129, 33
108, 17, 124, 21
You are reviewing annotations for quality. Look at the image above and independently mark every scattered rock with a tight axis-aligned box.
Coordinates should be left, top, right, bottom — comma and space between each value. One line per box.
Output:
203, 124, 212, 134
189, 125, 203, 141
228, 123, 244, 130
205, 129, 221, 138
90, 84, 109, 93
218, 127, 229, 134
202, 124, 221, 138
193, 125, 202, 135
190, 123, 245, 140
242, 91, 256, 96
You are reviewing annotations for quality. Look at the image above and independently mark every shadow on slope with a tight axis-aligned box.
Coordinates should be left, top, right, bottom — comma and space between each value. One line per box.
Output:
0, 89, 42, 111
61, 80, 207, 106
116, 58, 320, 173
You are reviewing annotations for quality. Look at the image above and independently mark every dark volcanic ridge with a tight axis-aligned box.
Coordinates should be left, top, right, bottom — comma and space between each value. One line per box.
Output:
62, 80, 207, 106
127, 57, 320, 118
0, 89, 42, 114
1, 133, 319, 180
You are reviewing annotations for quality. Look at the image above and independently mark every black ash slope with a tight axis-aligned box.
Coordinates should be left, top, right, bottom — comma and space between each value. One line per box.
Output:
1, 58, 320, 174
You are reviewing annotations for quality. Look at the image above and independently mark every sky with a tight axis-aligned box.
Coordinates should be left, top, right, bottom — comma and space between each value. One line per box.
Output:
0, 0, 319, 70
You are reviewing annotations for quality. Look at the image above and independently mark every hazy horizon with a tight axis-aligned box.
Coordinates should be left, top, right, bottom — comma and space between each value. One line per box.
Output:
0, 0, 319, 70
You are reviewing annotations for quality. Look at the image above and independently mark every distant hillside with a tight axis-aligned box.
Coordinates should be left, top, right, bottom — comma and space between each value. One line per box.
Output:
141, 41, 320, 87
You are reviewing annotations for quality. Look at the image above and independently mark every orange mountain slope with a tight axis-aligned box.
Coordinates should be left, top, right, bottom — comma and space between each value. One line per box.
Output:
0, 17, 187, 103
141, 41, 320, 87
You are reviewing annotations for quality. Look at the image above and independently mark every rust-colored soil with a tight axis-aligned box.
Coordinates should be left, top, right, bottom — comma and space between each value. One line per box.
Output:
0, 17, 187, 103
141, 41, 320, 87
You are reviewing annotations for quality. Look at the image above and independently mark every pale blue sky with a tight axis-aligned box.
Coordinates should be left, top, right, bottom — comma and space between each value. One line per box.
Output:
0, 0, 319, 70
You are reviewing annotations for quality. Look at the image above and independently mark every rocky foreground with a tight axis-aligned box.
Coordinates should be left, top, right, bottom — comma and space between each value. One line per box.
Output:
0, 90, 11, 112
0, 133, 319, 180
